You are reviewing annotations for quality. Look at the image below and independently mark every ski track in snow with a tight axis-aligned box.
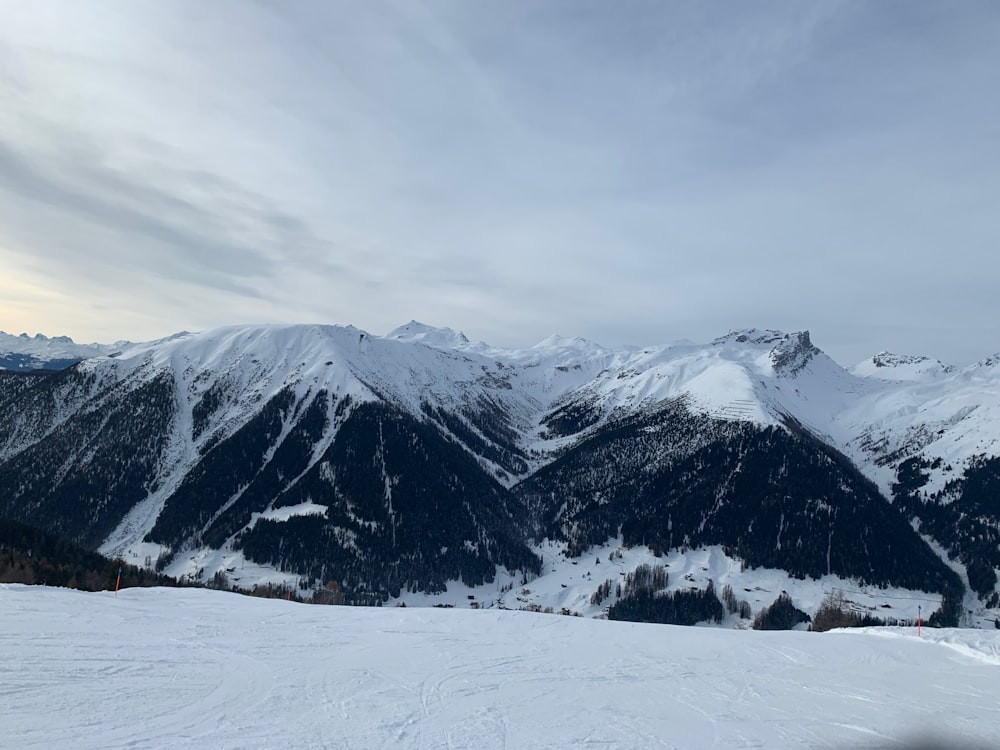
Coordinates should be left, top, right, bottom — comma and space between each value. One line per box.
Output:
2, 585, 999, 750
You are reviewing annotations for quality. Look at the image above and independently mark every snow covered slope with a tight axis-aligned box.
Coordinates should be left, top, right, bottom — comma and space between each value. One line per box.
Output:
3, 584, 998, 750
853, 351, 957, 381
6, 321, 997, 490
391, 323, 1000, 504
2, 321, 999, 615
841, 355, 1000, 496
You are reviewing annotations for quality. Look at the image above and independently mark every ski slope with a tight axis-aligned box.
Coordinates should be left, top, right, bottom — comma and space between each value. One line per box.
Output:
2, 585, 998, 750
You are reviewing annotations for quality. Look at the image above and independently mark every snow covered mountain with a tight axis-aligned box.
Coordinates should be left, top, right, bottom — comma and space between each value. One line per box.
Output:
852, 350, 957, 381
1, 322, 998, 624
0, 330, 129, 371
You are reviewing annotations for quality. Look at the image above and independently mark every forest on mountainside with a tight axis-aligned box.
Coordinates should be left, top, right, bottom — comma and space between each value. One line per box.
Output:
0, 518, 178, 591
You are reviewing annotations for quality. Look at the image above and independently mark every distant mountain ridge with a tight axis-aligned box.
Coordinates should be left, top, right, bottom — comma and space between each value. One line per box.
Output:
1, 322, 998, 624
0, 330, 130, 371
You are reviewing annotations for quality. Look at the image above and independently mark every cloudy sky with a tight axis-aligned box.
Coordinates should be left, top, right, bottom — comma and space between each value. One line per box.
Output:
1, 1, 997, 366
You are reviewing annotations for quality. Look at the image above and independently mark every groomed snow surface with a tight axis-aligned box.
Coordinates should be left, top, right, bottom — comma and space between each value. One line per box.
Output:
3, 585, 998, 750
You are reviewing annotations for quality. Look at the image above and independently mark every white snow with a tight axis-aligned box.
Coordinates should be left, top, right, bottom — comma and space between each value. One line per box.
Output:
391, 542, 946, 627
852, 351, 955, 381
256, 501, 328, 522
162, 547, 305, 592
2, 584, 998, 750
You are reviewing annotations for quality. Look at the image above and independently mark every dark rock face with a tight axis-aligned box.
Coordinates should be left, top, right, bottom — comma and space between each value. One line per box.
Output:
709, 329, 818, 375
769, 332, 818, 375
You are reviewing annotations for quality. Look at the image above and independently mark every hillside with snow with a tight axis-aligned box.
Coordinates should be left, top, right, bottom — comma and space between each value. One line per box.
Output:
2, 584, 998, 750
5, 322, 998, 489
1, 321, 998, 626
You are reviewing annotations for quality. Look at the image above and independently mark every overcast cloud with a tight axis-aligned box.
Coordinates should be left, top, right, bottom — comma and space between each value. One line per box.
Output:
1, 0, 998, 366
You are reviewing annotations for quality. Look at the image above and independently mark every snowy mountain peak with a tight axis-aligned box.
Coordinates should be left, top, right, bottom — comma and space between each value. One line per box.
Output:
974, 353, 1000, 369
712, 328, 790, 347
529, 334, 611, 358
385, 320, 471, 349
852, 351, 955, 381
874, 352, 931, 368
5, 330, 71, 345
0, 330, 128, 371
768, 331, 819, 375
709, 329, 818, 375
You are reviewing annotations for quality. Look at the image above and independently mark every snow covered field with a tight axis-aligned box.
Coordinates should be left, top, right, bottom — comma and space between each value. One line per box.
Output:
3, 585, 999, 749
389, 542, 955, 627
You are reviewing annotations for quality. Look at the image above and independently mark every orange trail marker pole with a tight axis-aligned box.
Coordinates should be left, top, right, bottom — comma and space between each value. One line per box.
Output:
114, 566, 122, 598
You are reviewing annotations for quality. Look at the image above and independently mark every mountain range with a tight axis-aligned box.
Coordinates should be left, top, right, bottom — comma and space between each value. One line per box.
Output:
1, 323, 998, 625
0, 330, 130, 371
